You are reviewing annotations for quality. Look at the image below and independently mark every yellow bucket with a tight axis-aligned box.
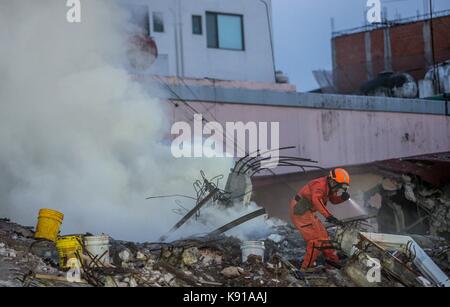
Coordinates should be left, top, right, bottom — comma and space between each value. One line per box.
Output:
56, 235, 83, 269
34, 208, 64, 242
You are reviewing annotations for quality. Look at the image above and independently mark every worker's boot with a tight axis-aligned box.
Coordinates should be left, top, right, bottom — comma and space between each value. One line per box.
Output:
300, 264, 322, 273
324, 259, 344, 269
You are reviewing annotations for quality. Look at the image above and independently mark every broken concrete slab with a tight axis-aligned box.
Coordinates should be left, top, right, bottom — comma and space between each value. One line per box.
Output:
268, 234, 285, 243
381, 178, 402, 191
118, 249, 132, 263
361, 232, 450, 287
181, 247, 199, 266
404, 184, 417, 203
221, 266, 243, 278
336, 223, 450, 288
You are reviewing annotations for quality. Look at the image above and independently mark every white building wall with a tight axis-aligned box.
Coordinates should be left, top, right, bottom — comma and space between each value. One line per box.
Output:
120, 0, 275, 83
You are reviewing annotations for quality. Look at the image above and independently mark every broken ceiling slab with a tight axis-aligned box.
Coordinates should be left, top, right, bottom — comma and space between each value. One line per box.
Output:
375, 153, 450, 187
335, 224, 450, 287
360, 232, 450, 287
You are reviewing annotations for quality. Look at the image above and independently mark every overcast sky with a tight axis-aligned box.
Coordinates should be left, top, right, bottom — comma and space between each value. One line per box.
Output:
272, 0, 450, 92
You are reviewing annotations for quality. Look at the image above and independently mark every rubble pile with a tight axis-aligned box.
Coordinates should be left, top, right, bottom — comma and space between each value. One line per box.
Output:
0, 217, 358, 287
378, 175, 450, 239
265, 224, 306, 260
1, 169, 449, 288
0, 218, 78, 287
100, 232, 350, 287
404, 176, 450, 236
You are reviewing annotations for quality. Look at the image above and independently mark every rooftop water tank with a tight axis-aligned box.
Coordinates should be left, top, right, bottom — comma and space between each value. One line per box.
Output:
424, 61, 450, 94
360, 71, 418, 98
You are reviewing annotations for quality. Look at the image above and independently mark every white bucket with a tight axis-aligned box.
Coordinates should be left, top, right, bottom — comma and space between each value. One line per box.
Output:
240, 241, 265, 263
84, 235, 110, 265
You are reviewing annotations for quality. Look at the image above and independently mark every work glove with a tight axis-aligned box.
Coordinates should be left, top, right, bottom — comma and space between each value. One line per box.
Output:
341, 191, 350, 201
327, 216, 344, 227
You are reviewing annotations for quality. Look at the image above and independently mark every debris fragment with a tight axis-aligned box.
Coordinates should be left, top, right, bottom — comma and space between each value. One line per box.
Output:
404, 183, 417, 203
181, 247, 199, 266
268, 234, 285, 243
381, 177, 401, 191
221, 266, 243, 278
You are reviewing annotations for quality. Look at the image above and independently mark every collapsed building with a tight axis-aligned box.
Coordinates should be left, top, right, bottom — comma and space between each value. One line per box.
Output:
0, 152, 449, 287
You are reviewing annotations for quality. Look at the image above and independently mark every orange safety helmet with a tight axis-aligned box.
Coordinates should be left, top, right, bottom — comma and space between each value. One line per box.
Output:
329, 168, 350, 185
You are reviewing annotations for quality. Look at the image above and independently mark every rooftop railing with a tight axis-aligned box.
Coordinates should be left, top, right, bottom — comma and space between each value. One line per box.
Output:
332, 9, 450, 38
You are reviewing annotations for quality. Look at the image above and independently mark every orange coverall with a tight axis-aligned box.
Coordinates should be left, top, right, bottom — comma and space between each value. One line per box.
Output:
289, 176, 346, 269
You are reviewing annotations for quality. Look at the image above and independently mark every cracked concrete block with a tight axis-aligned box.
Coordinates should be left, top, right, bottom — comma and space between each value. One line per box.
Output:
381, 178, 401, 191
343, 254, 381, 287
221, 266, 243, 278
163, 273, 174, 284
103, 276, 117, 287
404, 184, 417, 203
118, 249, 132, 262
0, 244, 16, 258
181, 247, 199, 266
268, 234, 284, 243
136, 251, 146, 260
128, 277, 138, 287
199, 249, 222, 266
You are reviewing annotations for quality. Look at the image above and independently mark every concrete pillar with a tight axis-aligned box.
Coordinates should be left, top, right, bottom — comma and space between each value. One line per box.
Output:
331, 37, 338, 89
423, 21, 433, 67
365, 32, 373, 80
383, 27, 393, 71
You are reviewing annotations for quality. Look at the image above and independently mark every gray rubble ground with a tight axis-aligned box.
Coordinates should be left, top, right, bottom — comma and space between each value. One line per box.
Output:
105, 226, 355, 288
0, 218, 354, 287
0, 218, 88, 287
0, 216, 448, 287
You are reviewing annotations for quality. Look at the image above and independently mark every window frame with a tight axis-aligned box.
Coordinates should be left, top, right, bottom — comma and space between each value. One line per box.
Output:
152, 11, 165, 33
206, 11, 245, 51
192, 15, 203, 35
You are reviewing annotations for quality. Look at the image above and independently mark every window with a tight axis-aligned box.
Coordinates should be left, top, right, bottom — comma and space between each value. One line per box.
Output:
152, 12, 164, 33
206, 12, 244, 50
192, 15, 202, 35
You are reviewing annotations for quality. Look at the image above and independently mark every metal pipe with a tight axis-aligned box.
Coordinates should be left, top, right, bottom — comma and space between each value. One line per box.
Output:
207, 208, 266, 237
251, 163, 325, 177
236, 146, 296, 174
178, 0, 185, 77
169, 8, 180, 77
159, 188, 219, 241
259, 0, 277, 82
429, 0, 440, 93
242, 156, 317, 174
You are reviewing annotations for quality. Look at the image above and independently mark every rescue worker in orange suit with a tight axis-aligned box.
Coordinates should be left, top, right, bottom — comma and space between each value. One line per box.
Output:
289, 168, 351, 270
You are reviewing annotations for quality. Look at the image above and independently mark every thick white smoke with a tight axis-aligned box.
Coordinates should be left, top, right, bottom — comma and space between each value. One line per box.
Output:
0, 0, 241, 241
